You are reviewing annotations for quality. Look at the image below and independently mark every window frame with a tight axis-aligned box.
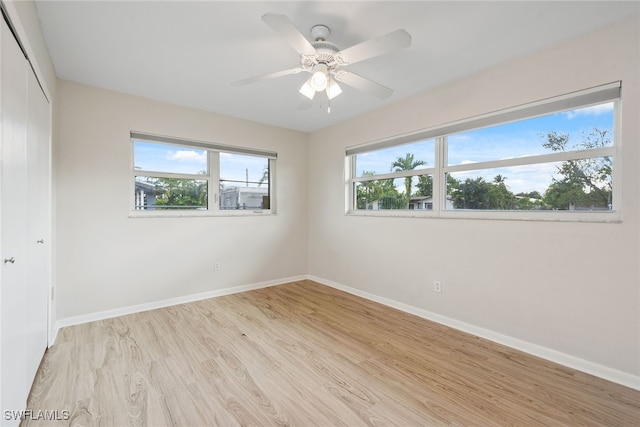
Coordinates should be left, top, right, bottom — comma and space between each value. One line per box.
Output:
346, 82, 621, 222
130, 132, 276, 217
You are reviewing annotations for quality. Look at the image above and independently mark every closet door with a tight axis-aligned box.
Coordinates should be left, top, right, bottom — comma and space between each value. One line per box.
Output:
0, 16, 29, 424
25, 66, 50, 387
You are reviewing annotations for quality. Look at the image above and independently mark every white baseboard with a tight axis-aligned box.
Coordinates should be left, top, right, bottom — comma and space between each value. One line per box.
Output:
52, 275, 307, 344
307, 275, 640, 392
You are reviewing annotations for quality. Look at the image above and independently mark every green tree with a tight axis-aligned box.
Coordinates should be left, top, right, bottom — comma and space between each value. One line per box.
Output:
515, 191, 545, 210
450, 177, 491, 209
391, 153, 426, 205
542, 129, 612, 210
148, 176, 207, 209
415, 174, 433, 197
356, 172, 404, 209
258, 167, 269, 187
356, 171, 379, 209
486, 175, 516, 209
450, 175, 516, 210
446, 174, 461, 199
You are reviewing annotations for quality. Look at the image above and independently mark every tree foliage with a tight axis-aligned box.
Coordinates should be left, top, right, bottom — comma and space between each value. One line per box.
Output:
415, 175, 433, 197
542, 129, 612, 210
356, 172, 405, 210
391, 153, 426, 205
147, 177, 208, 209
448, 175, 527, 210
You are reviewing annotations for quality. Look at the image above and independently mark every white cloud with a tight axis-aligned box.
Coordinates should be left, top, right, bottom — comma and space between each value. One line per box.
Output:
564, 103, 613, 119
167, 150, 206, 163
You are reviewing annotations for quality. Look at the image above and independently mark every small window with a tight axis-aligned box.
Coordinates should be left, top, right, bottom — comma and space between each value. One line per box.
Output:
132, 133, 276, 215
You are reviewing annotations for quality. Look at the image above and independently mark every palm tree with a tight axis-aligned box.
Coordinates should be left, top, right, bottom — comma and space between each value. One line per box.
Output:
391, 153, 426, 205
258, 167, 269, 187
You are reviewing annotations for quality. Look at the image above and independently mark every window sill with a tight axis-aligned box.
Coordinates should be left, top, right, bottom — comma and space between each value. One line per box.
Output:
346, 209, 621, 223
129, 210, 274, 219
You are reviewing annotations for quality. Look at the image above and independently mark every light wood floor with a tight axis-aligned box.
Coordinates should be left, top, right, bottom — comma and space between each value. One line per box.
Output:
25, 280, 639, 426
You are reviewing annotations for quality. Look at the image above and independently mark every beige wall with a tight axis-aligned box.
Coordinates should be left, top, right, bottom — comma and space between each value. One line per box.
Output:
55, 81, 309, 319
307, 17, 639, 378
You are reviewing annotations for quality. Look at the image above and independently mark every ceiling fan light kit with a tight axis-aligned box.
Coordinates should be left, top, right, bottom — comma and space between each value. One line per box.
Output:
299, 79, 316, 100
326, 79, 342, 100
232, 13, 412, 111
310, 63, 328, 91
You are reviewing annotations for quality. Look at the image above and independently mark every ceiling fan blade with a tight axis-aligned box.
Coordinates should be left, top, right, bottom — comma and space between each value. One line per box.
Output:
334, 70, 394, 99
231, 68, 304, 87
335, 29, 411, 66
262, 14, 316, 57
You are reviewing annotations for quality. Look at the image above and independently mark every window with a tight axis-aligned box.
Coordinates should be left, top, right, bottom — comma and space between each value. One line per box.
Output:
347, 82, 620, 221
132, 132, 276, 215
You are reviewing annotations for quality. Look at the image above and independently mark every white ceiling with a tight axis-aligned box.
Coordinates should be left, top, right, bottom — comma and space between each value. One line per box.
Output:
35, 1, 638, 133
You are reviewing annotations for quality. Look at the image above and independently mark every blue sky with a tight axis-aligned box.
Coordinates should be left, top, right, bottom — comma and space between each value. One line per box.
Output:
356, 102, 614, 194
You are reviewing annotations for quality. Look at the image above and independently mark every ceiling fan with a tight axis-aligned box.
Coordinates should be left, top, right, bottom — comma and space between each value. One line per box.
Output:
232, 14, 412, 110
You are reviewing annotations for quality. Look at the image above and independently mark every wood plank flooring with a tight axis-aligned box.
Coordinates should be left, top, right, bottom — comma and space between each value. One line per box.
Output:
24, 280, 640, 426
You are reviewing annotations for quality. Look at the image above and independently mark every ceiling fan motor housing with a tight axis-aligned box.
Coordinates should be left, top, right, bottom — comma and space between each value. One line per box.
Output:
310, 24, 330, 41
299, 25, 339, 75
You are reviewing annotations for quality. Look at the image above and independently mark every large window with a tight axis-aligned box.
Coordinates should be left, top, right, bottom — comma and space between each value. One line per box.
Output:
132, 132, 275, 215
347, 82, 620, 221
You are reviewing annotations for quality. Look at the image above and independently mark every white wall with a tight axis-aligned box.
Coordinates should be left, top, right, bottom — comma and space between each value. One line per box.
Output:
55, 80, 308, 320
308, 16, 639, 381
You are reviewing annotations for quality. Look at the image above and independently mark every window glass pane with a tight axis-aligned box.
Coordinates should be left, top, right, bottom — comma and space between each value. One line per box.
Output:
355, 178, 405, 210
134, 176, 208, 210
409, 174, 434, 210
447, 102, 614, 166
220, 183, 270, 210
219, 153, 270, 210
446, 156, 612, 211
355, 139, 434, 177
220, 152, 269, 184
355, 175, 433, 210
133, 140, 208, 175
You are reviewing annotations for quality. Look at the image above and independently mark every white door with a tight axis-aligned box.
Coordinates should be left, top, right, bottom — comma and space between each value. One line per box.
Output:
0, 17, 30, 426
25, 65, 50, 387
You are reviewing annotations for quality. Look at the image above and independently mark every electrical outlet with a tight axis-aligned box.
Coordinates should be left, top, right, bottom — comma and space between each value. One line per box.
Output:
214, 261, 221, 271
433, 280, 442, 293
